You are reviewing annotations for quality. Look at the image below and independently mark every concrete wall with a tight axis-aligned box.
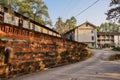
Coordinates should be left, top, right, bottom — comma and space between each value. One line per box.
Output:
1, 7, 61, 37
114, 35, 120, 47
75, 23, 97, 47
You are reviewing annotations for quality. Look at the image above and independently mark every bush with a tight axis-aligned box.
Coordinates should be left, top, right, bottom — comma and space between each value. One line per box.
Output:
109, 54, 120, 61
112, 47, 120, 51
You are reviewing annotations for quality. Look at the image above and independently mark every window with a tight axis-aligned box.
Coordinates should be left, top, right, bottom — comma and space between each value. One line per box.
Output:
41, 28, 43, 33
28, 22, 30, 29
4, 7, 8, 12
92, 43, 94, 46
18, 18, 23, 27
0, 11, 4, 22
47, 30, 49, 34
86, 24, 88, 27
27, 31, 29, 36
12, 16, 15, 21
92, 36, 94, 40
91, 30, 93, 33
32, 24, 35, 30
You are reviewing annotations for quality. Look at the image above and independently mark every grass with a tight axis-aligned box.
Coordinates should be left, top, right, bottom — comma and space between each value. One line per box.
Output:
88, 47, 102, 50
112, 47, 120, 52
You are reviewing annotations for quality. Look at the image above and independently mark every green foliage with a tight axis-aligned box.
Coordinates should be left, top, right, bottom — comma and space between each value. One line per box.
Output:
112, 47, 120, 51
0, 0, 18, 10
55, 17, 65, 34
99, 22, 120, 32
55, 16, 77, 34
106, 0, 120, 23
0, 0, 7, 6
65, 16, 77, 30
0, 0, 52, 26
97, 27, 101, 32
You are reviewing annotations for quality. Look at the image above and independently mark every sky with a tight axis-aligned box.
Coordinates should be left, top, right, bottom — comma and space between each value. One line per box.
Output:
43, 0, 111, 27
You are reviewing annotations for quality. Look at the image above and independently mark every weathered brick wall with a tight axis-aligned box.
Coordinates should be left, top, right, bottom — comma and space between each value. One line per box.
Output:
0, 23, 90, 78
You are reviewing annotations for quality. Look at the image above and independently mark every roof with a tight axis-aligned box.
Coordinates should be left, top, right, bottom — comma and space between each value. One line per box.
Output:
64, 21, 97, 35
97, 32, 120, 35
14, 12, 60, 34
77, 21, 97, 29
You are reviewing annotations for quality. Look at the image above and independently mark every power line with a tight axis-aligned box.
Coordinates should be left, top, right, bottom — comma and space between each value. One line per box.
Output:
64, 0, 84, 18
75, 0, 100, 17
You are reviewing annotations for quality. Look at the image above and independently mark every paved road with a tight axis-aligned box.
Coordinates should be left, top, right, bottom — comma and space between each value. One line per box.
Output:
10, 50, 120, 80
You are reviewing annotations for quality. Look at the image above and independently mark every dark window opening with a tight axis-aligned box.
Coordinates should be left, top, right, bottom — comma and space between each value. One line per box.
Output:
28, 22, 30, 29
32, 24, 35, 30
4, 7, 8, 12
92, 43, 94, 46
92, 36, 94, 40
12, 16, 15, 21
91, 30, 93, 33
19, 18, 23, 27
86, 24, 88, 27
0, 11, 4, 22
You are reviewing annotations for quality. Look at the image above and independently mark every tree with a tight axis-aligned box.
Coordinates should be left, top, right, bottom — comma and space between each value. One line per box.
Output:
18, 0, 52, 26
65, 16, 77, 30
54, 16, 77, 34
0, 0, 52, 26
100, 23, 109, 32
0, 0, 7, 6
96, 27, 101, 32
17, 0, 32, 17
106, 0, 120, 23
0, 0, 18, 10
99, 22, 120, 32
55, 17, 65, 34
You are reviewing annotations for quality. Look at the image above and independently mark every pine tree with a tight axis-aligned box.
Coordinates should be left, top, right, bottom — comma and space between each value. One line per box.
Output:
0, 0, 52, 26
106, 0, 120, 23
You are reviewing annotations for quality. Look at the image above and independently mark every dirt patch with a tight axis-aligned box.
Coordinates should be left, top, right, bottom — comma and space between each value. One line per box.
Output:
109, 54, 120, 61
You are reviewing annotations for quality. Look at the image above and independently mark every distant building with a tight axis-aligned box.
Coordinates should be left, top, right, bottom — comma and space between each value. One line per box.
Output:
63, 21, 97, 48
97, 32, 120, 48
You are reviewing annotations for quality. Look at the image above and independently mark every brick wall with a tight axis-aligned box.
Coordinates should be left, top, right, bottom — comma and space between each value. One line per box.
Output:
0, 23, 89, 78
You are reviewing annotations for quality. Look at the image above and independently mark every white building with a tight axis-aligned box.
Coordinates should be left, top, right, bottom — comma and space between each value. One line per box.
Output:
63, 21, 97, 48
114, 35, 120, 47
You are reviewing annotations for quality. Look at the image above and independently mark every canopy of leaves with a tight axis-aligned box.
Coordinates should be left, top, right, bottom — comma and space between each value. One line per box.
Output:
0, 0, 52, 26
55, 16, 77, 34
106, 0, 120, 23
65, 16, 77, 30
55, 17, 65, 34
99, 22, 120, 32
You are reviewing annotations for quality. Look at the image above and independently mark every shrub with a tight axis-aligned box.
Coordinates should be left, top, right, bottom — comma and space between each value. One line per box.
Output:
112, 47, 120, 51
109, 54, 120, 61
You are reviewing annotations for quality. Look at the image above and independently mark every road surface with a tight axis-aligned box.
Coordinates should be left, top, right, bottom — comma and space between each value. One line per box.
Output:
10, 50, 120, 80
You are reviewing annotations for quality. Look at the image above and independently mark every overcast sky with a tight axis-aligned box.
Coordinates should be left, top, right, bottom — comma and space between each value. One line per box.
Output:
43, 0, 111, 27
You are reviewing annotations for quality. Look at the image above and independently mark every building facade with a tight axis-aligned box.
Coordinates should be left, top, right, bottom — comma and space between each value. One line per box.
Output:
63, 22, 97, 48
0, 5, 61, 37
97, 32, 120, 48
64, 21, 120, 48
